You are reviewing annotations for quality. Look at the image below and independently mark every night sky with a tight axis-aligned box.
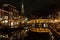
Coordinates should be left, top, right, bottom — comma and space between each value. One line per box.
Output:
0, 0, 60, 18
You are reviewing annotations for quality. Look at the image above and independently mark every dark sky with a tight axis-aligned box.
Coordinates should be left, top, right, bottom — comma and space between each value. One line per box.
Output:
24, 0, 60, 18
0, 0, 60, 18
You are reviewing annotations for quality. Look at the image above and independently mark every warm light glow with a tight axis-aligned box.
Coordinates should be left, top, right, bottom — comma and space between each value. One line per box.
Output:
27, 21, 29, 23
25, 18, 28, 20
1, 21, 4, 23
11, 22, 14, 26
22, 21, 24, 23
19, 16, 21, 18
14, 22, 16, 25
54, 20, 59, 22
55, 20, 58, 22
3, 36, 5, 38
31, 28, 49, 32
50, 20, 53, 22
43, 24, 46, 27
11, 26, 13, 28
4, 20, 8, 23
16, 22, 19, 25
29, 21, 31, 22
4, 16, 8, 19
14, 26, 18, 28
25, 30, 28, 32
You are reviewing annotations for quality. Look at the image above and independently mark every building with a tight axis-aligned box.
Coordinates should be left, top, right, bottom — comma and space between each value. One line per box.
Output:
2, 4, 19, 19
0, 3, 20, 28
0, 9, 9, 20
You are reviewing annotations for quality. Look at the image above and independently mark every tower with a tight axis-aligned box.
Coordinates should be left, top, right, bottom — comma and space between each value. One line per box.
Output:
21, 0, 24, 16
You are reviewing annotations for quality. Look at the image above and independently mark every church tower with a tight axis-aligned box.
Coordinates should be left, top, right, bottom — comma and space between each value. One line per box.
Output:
21, 0, 24, 15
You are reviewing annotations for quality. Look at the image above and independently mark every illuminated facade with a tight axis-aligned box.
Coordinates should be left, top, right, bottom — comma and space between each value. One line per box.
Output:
0, 9, 9, 20
0, 3, 19, 28
2, 4, 19, 19
28, 19, 49, 23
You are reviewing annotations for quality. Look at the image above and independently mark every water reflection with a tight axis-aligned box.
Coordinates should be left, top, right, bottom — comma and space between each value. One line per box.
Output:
0, 29, 28, 40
